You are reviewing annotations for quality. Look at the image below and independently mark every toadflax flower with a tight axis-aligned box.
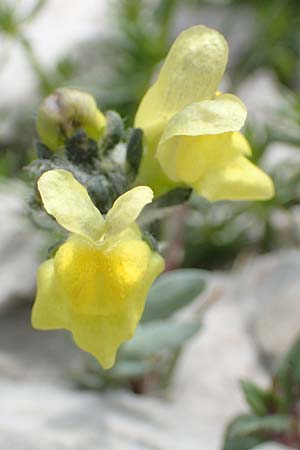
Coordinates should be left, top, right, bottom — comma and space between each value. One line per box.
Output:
31, 169, 164, 368
135, 25, 274, 201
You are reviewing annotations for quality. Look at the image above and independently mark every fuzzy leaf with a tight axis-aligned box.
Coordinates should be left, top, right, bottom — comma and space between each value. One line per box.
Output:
108, 360, 153, 380
141, 269, 206, 323
122, 320, 201, 358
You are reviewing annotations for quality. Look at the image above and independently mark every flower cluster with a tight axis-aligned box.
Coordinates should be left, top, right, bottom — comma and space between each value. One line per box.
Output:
31, 25, 274, 369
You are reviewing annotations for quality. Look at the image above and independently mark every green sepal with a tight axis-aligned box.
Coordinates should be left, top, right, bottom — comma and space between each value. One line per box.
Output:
36, 141, 53, 159
142, 230, 159, 252
101, 111, 124, 155
65, 130, 98, 167
126, 128, 143, 180
155, 187, 192, 207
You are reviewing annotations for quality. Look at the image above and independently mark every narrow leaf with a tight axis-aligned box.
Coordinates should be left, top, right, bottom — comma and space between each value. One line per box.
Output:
141, 269, 206, 323
122, 320, 201, 358
227, 414, 291, 438
274, 337, 300, 411
240, 380, 271, 416
108, 360, 153, 380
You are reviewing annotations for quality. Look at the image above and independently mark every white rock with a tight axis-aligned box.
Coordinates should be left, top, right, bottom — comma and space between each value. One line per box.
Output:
0, 0, 110, 107
0, 180, 43, 311
235, 250, 300, 360
237, 69, 283, 127
0, 284, 266, 450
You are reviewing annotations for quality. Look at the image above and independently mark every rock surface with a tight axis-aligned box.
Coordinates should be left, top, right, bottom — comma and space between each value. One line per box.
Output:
235, 250, 300, 363
0, 279, 267, 450
0, 181, 43, 312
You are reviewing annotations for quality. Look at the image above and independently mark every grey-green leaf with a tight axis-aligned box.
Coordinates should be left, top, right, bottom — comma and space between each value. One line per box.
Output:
240, 380, 270, 416
108, 360, 153, 380
122, 320, 201, 359
274, 336, 300, 411
226, 414, 291, 438
222, 434, 266, 450
141, 269, 206, 323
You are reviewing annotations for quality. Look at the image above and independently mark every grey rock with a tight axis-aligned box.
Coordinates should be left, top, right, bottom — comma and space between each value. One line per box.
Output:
235, 250, 300, 361
0, 304, 81, 381
237, 69, 283, 128
0, 181, 43, 311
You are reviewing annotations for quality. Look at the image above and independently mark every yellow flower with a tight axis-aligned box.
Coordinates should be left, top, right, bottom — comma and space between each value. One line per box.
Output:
135, 25, 274, 201
37, 88, 106, 151
31, 170, 164, 369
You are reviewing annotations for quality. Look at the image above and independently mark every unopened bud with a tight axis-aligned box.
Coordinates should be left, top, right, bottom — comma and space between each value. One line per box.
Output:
36, 88, 106, 151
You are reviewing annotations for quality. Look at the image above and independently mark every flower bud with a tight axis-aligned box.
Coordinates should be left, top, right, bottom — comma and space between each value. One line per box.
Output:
37, 88, 106, 151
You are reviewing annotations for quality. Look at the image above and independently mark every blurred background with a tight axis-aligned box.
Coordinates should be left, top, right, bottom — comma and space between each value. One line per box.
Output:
1, 1, 300, 449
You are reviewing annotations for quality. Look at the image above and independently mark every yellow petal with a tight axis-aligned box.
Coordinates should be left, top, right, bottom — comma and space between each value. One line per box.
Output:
31, 259, 69, 330
231, 131, 252, 156
32, 231, 164, 369
105, 186, 153, 236
135, 25, 228, 138
156, 94, 247, 181
195, 155, 275, 201
158, 129, 252, 183
157, 131, 274, 201
158, 94, 247, 143
71, 250, 164, 369
54, 234, 157, 315
38, 170, 104, 242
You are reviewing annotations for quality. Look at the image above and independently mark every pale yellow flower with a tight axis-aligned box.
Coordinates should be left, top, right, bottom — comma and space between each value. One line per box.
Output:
37, 88, 106, 151
32, 170, 164, 368
135, 25, 274, 201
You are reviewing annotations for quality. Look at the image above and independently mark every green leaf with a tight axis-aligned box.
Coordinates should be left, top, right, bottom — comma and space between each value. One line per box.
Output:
108, 360, 153, 380
155, 187, 192, 207
222, 413, 292, 450
274, 336, 300, 411
222, 434, 266, 450
122, 320, 201, 359
141, 269, 206, 323
226, 414, 291, 438
240, 380, 271, 416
